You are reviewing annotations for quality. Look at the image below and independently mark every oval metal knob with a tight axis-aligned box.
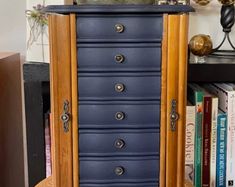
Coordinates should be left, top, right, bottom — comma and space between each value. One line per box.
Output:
115, 83, 125, 92
115, 54, 125, 63
61, 113, 70, 123
115, 112, 125, 120
115, 139, 125, 149
171, 112, 179, 122
115, 166, 125, 176
115, 24, 125, 33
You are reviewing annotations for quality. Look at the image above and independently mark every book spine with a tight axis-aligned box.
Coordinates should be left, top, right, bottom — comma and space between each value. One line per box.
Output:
185, 106, 196, 186
216, 114, 227, 187
204, 84, 227, 113
44, 113, 51, 177
210, 98, 219, 187
202, 96, 212, 187
194, 92, 203, 187
226, 92, 235, 187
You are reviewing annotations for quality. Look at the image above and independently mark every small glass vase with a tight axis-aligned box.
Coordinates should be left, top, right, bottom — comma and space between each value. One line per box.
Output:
194, 55, 207, 64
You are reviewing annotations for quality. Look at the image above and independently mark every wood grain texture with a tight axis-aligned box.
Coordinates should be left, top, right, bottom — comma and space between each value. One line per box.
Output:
0, 53, 26, 187
70, 14, 79, 187
177, 14, 189, 187
166, 15, 180, 187
160, 14, 168, 187
165, 14, 189, 187
0, 52, 17, 59
48, 15, 73, 187
35, 176, 53, 187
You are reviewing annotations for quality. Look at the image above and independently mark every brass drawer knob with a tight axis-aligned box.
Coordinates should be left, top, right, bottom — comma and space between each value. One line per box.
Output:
115, 139, 125, 149
115, 54, 125, 63
115, 112, 125, 120
115, 24, 125, 33
115, 83, 125, 92
115, 166, 125, 176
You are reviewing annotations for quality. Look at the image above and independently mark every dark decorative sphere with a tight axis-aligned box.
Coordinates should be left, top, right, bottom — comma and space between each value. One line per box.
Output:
189, 34, 213, 56
220, 4, 235, 32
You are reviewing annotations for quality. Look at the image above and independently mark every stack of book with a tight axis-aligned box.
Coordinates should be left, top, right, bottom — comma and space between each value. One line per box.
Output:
185, 83, 235, 187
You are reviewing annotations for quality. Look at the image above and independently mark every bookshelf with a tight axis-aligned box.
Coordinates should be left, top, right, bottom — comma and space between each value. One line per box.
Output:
23, 62, 50, 187
188, 63, 235, 82
187, 61, 235, 187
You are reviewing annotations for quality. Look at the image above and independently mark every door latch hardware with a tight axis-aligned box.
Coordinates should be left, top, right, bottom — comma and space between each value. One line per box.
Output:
170, 99, 179, 132
61, 100, 70, 133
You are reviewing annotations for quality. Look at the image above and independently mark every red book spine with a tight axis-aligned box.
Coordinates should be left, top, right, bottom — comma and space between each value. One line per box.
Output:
202, 96, 212, 187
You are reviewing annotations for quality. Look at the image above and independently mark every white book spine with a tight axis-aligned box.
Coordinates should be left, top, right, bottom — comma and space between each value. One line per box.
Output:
226, 92, 235, 187
210, 97, 218, 187
203, 84, 235, 186
185, 105, 196, 185
203, 84, 227, 112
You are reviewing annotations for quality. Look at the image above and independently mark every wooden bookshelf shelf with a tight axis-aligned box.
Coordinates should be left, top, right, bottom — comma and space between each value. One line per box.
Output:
188, 64, 235, 83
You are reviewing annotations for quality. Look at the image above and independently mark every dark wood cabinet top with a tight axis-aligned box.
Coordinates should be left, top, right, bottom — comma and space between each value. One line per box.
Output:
44, 5, 194, 14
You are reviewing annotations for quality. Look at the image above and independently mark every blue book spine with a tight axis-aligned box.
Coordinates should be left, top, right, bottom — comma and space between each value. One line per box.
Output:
216, 114, 227, 187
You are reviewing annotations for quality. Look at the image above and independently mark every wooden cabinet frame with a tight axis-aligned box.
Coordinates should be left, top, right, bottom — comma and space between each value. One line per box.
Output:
36, 13, 189, 187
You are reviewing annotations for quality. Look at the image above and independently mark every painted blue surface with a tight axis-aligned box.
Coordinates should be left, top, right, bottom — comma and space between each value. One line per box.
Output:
79, 102, 160, 129
80, 183, 158, 187
76, 8, 163, 187
79, 129, 159, 157
79, 158, 159, 183
77, 43, 161, 72
44, 4, 194, 14
78, 73, 161, 101
77, 15, 163, 41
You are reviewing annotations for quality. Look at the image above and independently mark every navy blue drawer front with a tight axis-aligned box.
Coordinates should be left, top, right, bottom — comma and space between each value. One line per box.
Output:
79, 158, 159, 184
77, 43, 161, 72
77, 15, 163, 42
79, 102, 160, 129
80, 183, 158, 187
79, 130, 159, 157
78, 73, 161, 101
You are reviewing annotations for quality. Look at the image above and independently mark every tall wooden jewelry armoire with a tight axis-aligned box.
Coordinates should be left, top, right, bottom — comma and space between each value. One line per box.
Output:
36, 4, 194, 187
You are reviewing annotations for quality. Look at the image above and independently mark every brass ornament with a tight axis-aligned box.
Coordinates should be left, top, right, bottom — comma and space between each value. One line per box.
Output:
218, 0, 234, 5
192, 0, 211, 6
189, 34, 213, 56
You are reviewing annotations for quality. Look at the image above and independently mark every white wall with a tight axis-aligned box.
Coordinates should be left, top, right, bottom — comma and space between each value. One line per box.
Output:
189, 1, 235, 50
26, 0, 65, 63
0, 0, 27, 57
189, 2, 235, 63
1, 1, 234, 62
0, 0, 64, 62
